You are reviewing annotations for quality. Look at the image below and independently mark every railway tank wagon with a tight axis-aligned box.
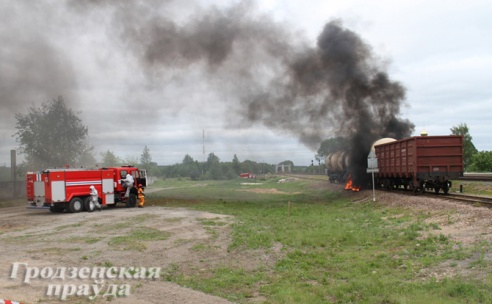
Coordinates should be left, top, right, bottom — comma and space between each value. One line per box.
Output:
325, 151, 350, 183
374, 135, 464, 193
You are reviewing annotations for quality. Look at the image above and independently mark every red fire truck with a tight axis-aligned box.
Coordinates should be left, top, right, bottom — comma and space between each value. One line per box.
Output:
26, 166, 147, 213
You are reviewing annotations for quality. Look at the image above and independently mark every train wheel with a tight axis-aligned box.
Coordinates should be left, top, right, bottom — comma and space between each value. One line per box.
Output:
434, 187, 440, 194
442, 183, 450, 194
68, 197, 83, 213
382, 181, 390, 190
389, 181, 395, 190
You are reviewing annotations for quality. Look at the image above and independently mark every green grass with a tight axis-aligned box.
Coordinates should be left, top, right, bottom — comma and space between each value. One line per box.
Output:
149, 177, 312, 203
0, 198, 26, 208
108, 227, 171, 251
146, 177, 492, 303
453, 180, 492, 196
93, 213, 161, 233
58, 221, 86, 230
65, 236, 103, 244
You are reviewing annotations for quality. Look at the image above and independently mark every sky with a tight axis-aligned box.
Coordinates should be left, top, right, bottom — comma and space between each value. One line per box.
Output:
1, 0, 491, 167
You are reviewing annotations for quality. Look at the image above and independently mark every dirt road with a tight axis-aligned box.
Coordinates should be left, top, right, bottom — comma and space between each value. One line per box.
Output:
0, 204, 234, 304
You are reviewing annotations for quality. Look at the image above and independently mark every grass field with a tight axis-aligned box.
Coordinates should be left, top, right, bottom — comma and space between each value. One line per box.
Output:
145, 176, 492, 303
454, 180, 492, 196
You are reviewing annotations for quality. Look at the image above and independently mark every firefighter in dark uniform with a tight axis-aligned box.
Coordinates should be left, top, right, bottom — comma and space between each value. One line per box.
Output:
137, 184, 145, 208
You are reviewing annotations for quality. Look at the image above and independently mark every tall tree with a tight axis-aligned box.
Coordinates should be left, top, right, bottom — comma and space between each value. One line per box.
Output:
77, 146, 97, 168
14, 97, 89, 169
232, 154, 241, 175
180, 154, 200, 179
122, 154, 139, 166
450, 123, 478, 170
101, 150, 121, 167
316, 137, 350, 161
241, 159, 259, 173
182, 154, 194, 164
140, 145, 152, 169
469, 151, 492, 172
206, 153, 223, 180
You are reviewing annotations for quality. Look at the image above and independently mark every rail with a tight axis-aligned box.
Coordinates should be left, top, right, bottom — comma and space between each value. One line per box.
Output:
461, 173, 492, 181
443, 193, 492, 206
285, 173, 492, 206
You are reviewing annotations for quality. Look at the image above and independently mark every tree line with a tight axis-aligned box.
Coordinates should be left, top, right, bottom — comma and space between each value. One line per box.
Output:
10, 97, 297, 180
100, 148, 278, 180
10, 97, 492, 182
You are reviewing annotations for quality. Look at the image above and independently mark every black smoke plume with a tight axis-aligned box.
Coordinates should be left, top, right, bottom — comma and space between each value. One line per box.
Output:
4, 1, 414, 178
238, 19, 415, 183
90, 2, 414, 142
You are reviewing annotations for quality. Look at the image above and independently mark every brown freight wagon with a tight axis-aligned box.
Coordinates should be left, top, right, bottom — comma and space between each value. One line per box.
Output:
374, 135, 464, 194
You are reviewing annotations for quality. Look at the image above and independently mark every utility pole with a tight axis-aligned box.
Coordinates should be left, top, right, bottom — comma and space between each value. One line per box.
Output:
11, 150, 16, 198
202, 129, 205, 176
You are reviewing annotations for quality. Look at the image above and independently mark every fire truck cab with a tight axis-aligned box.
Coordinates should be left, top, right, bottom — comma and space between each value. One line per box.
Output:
112, 166, 147, 207
27, 166, 147, 213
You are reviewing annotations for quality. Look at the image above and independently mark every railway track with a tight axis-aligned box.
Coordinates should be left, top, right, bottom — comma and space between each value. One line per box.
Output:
441, 193, 492, 206
372, 187, 492, 207
285, 174, 492, 206
374, 188, 492, 207
461, 173, 492, 182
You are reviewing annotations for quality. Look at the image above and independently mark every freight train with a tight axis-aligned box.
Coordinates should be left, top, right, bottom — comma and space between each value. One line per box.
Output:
326, 134, 464, 194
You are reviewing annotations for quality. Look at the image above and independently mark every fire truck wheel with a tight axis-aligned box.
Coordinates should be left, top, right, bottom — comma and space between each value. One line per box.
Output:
84, 197, 94, 212
126, 194, 137, 208
68, 197, 84, 213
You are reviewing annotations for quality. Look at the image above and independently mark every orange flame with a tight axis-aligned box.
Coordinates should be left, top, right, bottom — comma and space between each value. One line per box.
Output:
345, 174, 361, 192
345, 174, 353, 190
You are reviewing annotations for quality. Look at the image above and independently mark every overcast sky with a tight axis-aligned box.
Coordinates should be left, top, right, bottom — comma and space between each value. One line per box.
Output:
1, 0, 491, 167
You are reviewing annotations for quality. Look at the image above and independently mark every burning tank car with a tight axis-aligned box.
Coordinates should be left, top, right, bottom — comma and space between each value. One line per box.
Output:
325, 151, 350, 183
325, 135, 464, 194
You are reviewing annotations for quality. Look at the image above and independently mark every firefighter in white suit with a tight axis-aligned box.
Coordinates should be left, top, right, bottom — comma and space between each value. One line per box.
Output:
89, 185, 101, 212
120, 173, 134, 198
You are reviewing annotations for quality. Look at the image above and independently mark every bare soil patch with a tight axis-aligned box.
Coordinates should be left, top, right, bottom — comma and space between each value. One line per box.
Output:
0, 205, 235, 304
239, 188, 288, 195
